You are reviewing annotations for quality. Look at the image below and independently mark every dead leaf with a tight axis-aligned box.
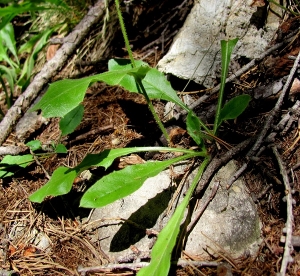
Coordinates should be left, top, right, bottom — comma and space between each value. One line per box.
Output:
251, 0, 265, 7
118, 154, 145, 169
8, 244, 16, 256
23, 246, 37, 257
47, 44, 60, 61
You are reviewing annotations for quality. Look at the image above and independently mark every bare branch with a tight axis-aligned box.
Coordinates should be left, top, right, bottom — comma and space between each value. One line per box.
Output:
272, 146, 294, 276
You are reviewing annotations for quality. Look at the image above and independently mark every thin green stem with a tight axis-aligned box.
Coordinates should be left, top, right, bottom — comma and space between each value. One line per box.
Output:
114, 0, 136, 67
213, 69, 226, 135
136, 78, 170, 144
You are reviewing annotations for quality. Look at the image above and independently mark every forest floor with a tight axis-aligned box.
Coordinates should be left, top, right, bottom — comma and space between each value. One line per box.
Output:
1, 2, 300, 276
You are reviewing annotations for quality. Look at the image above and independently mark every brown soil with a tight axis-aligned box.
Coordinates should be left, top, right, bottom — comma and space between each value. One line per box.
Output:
1, 2, 300, 276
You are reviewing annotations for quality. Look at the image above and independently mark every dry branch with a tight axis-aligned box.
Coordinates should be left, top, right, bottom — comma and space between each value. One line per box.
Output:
272, 146, 294, 276
77, 259, 219, 275
0, 0, 106, 146
194, 138, 253, 196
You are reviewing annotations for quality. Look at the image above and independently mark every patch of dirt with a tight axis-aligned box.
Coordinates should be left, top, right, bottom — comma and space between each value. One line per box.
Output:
1, 3, 300, 276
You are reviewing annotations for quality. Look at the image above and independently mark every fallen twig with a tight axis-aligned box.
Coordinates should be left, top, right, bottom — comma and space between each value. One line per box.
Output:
272, 146, 294, 276
226, 162, 248, 189
195, 137, 253, 196
186, 181, 219, 233
0, 145, 27, 155
77, 258, 219, 275
0, 0, 106, 146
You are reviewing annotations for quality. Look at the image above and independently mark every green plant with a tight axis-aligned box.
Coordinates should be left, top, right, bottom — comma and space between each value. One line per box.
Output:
3, 2, 251, 275
0, 1, 69, 116
0, 139, 67, 178
0, 0, 69, 29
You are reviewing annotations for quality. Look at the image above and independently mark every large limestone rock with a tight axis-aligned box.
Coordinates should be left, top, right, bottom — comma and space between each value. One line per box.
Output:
157, 0, 283, 87
88, 160, 261, 261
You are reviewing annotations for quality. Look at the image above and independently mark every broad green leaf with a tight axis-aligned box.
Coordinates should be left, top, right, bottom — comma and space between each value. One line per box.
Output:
109, 59, 190, 112
59, 104, 84, 135
213, 38, 238, 134
31, 77, 94, 117
108, 58, 149, 92
138, 158, 209, 276
218, 94, 251, 128
29, 166, 77, 203
31, 66, 150, 118
0, 23, 18, 63
54, 144, 67, 153
26, 140, 42, 151
0, 154, 34, 178
28, 147, 205, 203
186, 111, 203, 146
142, 68, 189, 111
80, 154, 193, 208
76, 146, 206, 173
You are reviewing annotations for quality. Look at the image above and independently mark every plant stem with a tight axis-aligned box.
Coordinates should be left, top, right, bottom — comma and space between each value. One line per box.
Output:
114, 0, 136, 67
114, 0, 169, 143
136, 78, 170, 143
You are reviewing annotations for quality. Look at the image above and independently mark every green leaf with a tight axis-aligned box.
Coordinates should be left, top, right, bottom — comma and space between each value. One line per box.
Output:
76, 147, 206, 173
0, 1, 69, 29
0, 6, 46, 30
31, 65, 150, 118
80, 154, 192, 208
142, 68, 188, 111
0, 36, 18, 68
186, 111, 203, 146
218, 94, 251, 128
220, 38, 239, 88
0, 65, 17, 96
27, 29, 54, 80
54, 144, 67, 153
108, 58, 149, 92
213, 38, 239, 134
0, 23, 18, 63
29, 166, 77, 203
19, 32, 46, 54
59, 104, 84, 136
30, 77, 93, 117
26, 140, 42, 151
138, 158, 209, 276
28, 147, 205, 203
0, 154, 34, 178
109, 59, 191, 113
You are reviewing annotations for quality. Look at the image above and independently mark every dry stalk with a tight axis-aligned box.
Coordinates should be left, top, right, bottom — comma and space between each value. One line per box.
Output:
272, 146, 294, 276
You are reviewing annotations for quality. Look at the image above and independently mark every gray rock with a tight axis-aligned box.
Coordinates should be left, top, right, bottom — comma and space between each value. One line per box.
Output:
157, 0, 283, 87
185, 160, 261, 258
88, 160, 261, 261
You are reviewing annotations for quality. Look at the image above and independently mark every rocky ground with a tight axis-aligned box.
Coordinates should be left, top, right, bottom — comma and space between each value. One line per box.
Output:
1, 1, 300, 275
